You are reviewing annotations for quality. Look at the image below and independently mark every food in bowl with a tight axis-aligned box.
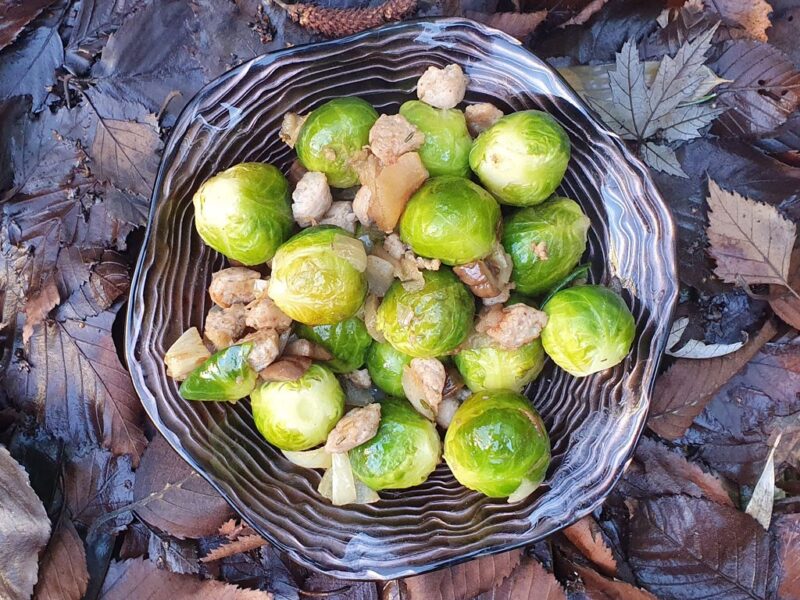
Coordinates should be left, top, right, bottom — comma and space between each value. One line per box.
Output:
162, 63, 635, 506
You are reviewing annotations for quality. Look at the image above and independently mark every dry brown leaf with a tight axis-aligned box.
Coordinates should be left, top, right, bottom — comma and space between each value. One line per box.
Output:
99, 557, 273, 599
474, 556, 567, 600
745, 433, 780, 529
562, 516, 618, 577
770, 247, 800, 330
573, 563, 658, 600
772, 514, 800, 600
401, 550, 522, 600
707, 179, 798, 291
0, 445, 51, 600
133, 434, 232, 539
200, 534, 268, 563
648, 318, 778, 440
706, 0, 772, 42
466, 11, 548, 41
22, 279, 59, 345
561, 0, 608, 27
33, 517, 89, 600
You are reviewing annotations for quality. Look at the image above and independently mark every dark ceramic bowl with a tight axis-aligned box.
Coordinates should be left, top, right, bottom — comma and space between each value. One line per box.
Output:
126, 18, 678, 579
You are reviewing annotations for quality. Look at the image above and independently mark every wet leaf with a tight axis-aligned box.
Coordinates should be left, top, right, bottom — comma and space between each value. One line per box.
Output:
201, 535, 268, 563
620, 437, 735, 506
571, 562, 657, 600
401, 550, 522, 600
629, 496, 770, 599
640, 142, 687, 177
118, 521, 149, 559
0, 25, 63, 110
772, 514, 800, 600
473, 556, 566, 600
0, 0, 58, 51
649, 319, 778, 440
133, 434, 233, 540
745, 433, 781, 529
707, 178, 797, 290
33, 517, 89, 600
0, 444, 51, 600
300, 571, 379, 600
562, 516, 618, 577
148, 532, 200, 575
99, 557, 273, 599
770, 248, 800, 330
466, 10, 548, 40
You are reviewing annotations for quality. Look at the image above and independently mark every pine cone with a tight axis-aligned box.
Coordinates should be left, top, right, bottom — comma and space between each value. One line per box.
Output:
276, 0, 418, 38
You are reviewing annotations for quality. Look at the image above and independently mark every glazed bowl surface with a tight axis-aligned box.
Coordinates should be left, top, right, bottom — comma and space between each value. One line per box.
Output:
126, 17, 678, 579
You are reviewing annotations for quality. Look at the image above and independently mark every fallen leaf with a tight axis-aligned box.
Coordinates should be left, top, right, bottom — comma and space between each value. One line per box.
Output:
148, 532, 200, 575
772, 514, 800, 600
683, 338, 800, 485
571, 562, 657, 600
99, 557, 273, 599
711, 40, 800, 138
473, 556, 567, 600
648, 318, 778, 440
620, 437, 734, 506
118, 521, 149, 560
0, 444, 51, 600
706, 0, 772, 42
562, 516, 618, 577
33, 517, 89, 600
0, 25, 63, 110
745, 433, 781, 529
201, 535, 268, 563
401, 550, 522, 600
64, 447, 135, 530
629, 496, 770, 599
640, 141, 688, 177
666, 317, 745, 358
466, 10, 547, 40
300, 570, 379, 600
22, 278, 60, 345
0, 0, 58, 51
770, 248, 800, 330
560, 0, 608, 28
769, 6, 800, 70
133, 434, 233, 539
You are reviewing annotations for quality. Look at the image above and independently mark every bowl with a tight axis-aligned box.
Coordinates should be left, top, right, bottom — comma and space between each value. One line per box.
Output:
126, 18, 678, 579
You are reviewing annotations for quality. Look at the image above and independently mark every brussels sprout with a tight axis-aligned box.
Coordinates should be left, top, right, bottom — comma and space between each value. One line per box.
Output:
295, 316, 373, 373
399, 101, 472, 177
454, 335, 545, 393
179, 343, 258, 401
444, 390, 550, 498
469, 111, 570, 206
399, 176, 501, 266
541, 285, 635, 377
296, 97, 379, 188
502, 197, 590, 296
251, 363, 345, 451
269, 226, 368, 326
350, 397, 441, 490
366, 341, 413, 398
192, 163, 293, 265
376, 269, 474, 358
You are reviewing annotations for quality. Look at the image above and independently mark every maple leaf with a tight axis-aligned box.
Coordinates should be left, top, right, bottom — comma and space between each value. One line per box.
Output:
706, 178, 798, 294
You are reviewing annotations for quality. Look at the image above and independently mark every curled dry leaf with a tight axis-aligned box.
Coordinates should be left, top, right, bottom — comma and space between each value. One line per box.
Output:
200, 535, 268, 564
0, 445, 51, 600
465, 10, 548, 41
560, 0, 608, 28
561, 516, 618, 577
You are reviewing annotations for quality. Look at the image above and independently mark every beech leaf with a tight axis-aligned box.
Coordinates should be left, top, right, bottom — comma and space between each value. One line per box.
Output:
770, 247, 800, 330
99, 558, 273, 599
33, 517, 90, 600
745, 433, 781, 530
629, 496, 770, 599
65, 447, 135, 530
649, 319, 777, 440
561, 516, 618, 577
772, 514, 800, 600
0, 444, 51, 600
707, 178, 798, 290
473, 556, 566, 600
0, 26, 63, 110
571, 563, 657, 600
0, 0, 58, 51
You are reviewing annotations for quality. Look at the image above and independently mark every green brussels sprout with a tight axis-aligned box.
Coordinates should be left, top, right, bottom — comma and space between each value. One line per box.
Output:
376, 269, 474, 358
269, 226, 368, 326
366, 341, 413, 398
350, 397, 441, 490
251, 363, 345, 451
469, 111, 571, 206
399, 101, 472, 177
192, 163, 293, 265
502, 197, 590, 296
399, 176, 501, 266
541, 285, 636, 377
444, 390, 550, 498
296, 97, 379, 188
454, 335, 545, 393
179, 343, 258, 401
295, 316, 373, 373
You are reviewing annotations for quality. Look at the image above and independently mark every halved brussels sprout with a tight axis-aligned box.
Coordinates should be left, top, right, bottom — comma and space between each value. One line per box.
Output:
192, 163, 293, 265
470, 111, 570, 206
399, 176, 501, 266
349, 397, 441, 491
295, 316, 373, 373
541, 285, 635, 377
444, 390, 550, 498
296, 97, 379, 188
502, 197, 590, 296
251, 363, 345, 451
269, 226, 368, 326
376, 269, 474, 358
399, 101, 472, 177
179, 343, 257, 401
366, 341, 413, 398
454, 335, 545, 393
